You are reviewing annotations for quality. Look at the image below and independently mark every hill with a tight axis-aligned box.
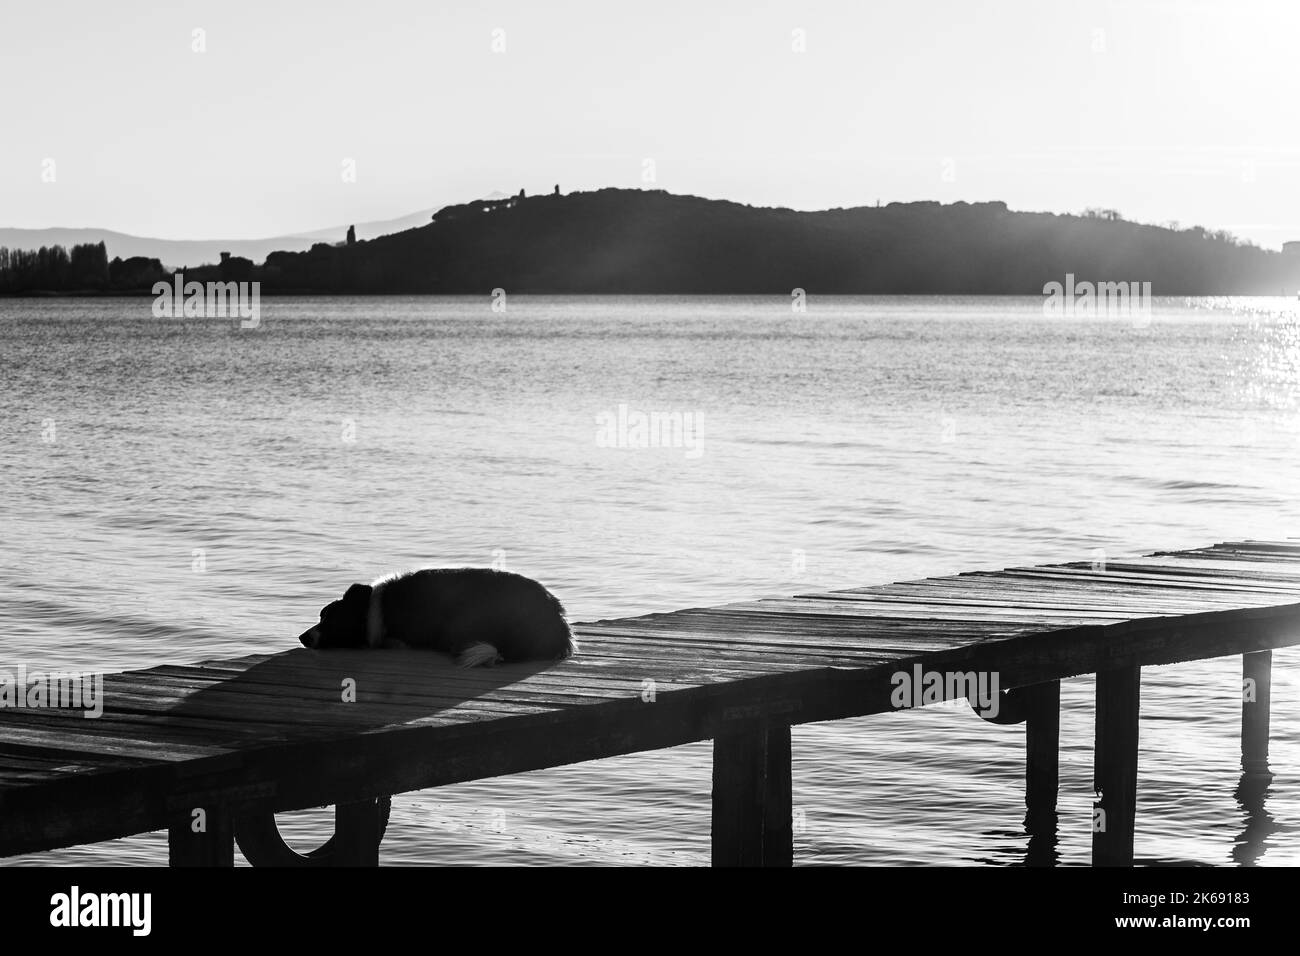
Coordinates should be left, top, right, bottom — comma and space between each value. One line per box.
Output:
256, 189, 1300, 295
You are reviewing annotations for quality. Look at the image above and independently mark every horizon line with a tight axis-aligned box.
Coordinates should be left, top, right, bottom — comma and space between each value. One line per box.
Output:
2, 186, 1292, 251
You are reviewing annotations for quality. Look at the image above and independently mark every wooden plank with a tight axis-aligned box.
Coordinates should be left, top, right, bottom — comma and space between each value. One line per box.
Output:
753, 595, 1191, 617
104, 677, 579, 719
105, 667, 630, 718
151, 657, 701, 693
664, 604, 1131, 626
1166, 542, 1300, 557
836, 578, 1300, 610
1114, 557, 1300, 578
976, 569, 1300, 596
145, 663, 707, 707
790, 586, 1277, 612
1205, 540, 1300, 552
117, 668, 653, 710
574, 634, 909, 665
581, 616, 1022, 646
579, 626, 977, 657
982, 566, 1300, 593
855, 574, 1300, 602
0, 722, 230, 763
994, 561, 1300, 584
581, 616, 1013, 641
0, 707, 288, 744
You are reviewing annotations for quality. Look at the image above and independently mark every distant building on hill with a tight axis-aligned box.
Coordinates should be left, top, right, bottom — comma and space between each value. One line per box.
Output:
218, 251, 254, 280
1283, 241, 1300, 255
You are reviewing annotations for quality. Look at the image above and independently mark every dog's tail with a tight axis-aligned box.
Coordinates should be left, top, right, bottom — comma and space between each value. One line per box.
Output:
549, 592, 579, 661
556, 620, 580, 660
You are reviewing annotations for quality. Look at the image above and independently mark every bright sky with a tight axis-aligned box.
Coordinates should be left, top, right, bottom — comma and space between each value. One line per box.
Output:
3, 0, 1298, 247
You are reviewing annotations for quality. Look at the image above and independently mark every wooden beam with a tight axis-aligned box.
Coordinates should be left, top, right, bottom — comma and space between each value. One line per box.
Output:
1023, 680, 1060, 836
1092, 666, 1140, 867
167, 806, 234, 867
711, 723, 793, 866
1242, 650, 1272, 778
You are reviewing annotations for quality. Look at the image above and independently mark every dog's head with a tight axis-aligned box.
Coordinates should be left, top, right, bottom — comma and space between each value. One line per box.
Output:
299, 583, 372, 649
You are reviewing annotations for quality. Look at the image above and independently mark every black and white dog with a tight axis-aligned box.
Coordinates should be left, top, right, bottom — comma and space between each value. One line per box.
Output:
298, 568, 577, 667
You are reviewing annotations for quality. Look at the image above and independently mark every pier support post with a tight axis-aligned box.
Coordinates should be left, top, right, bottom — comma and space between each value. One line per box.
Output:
1092, 665, 1141, 867
712, 722, 793, 866
332, 799, 382, 866
1242, 650, 1272, 779
1023, 680, 1060, 836
168, 807, 235, 867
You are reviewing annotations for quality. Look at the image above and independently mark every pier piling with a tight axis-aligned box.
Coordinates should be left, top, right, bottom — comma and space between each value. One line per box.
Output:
1093, 665, 1141, 866
711, 722, 793, 866
1242, 650, 1272, 779
1024, 680, 1061, 835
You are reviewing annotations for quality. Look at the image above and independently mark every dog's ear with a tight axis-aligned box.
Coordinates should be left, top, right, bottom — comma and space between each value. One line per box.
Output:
343, 583, 372, 605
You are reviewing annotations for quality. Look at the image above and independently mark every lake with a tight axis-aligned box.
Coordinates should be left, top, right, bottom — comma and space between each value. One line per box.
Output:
2, 293, 1299, 865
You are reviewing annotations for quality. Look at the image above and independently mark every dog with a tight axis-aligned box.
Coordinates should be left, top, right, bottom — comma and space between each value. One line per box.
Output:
298, 568, 577, 667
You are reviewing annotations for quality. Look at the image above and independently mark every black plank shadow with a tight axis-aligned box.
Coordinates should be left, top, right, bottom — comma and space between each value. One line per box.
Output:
159, 648, 556, 743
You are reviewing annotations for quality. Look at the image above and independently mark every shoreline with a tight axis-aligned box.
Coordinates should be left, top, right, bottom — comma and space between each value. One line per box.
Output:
2, 289, 1298, 299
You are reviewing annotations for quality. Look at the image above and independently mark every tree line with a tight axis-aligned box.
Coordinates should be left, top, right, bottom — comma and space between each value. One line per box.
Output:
0, 242, 166, 293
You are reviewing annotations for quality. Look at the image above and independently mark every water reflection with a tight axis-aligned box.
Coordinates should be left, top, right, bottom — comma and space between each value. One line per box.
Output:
1232, 767, 1277, 866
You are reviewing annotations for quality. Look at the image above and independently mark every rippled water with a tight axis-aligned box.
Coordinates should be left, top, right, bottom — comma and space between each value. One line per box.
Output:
2, 294, 1300, 866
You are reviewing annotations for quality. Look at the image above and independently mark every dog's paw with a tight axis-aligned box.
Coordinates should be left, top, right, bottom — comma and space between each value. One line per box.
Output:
456, 642, 504, 668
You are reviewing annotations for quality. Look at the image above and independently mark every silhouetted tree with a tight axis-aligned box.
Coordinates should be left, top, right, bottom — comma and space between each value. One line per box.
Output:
109, 255, 167, 289
69, 241, 109, 289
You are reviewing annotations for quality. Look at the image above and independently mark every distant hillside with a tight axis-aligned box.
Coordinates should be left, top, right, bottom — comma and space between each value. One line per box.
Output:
255, 189, 1300, 295
0, 207, 439, 271
0, 228, 318, 271
285, 207, 442, 244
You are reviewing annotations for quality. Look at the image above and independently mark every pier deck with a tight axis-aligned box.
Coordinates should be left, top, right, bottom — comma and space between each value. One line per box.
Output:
2, 540, 1298, 866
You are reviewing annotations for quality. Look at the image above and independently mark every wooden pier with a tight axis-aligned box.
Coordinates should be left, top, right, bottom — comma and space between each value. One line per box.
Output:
1, 540, 1297, 866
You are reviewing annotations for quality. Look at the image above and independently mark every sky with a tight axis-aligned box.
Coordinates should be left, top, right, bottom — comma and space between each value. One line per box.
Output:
2, 0, 1299, 247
